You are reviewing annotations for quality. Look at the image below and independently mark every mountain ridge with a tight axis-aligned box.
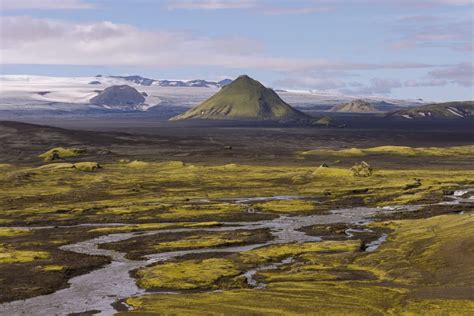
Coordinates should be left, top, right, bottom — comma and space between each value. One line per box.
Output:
330, 99, 381, 113
388, 101, 474, 119
171, 75, 313, 123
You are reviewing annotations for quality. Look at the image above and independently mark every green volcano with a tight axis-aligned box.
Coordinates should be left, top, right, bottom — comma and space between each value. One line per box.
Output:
170, 75, 312, 122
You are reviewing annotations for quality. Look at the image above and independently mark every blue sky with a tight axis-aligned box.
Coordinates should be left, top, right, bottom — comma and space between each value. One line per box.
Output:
0, 0, 473, 101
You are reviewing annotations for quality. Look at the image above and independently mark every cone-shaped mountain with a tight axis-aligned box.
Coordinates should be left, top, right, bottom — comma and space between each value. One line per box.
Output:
170, 75, 312, 122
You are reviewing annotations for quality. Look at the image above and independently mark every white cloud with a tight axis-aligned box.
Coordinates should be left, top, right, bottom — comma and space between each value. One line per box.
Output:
428, 63, 473, 87
275, 77, 347, 90
341, 78, 403, 95
166, 0, 474, 12
167, 0, 258, 10
402, 63, 473, 88
166, 0, 332, 14
390, 15, 473, 52
261, 6, 332, 15
0, 16, 435, 73
0, 0, 94, 10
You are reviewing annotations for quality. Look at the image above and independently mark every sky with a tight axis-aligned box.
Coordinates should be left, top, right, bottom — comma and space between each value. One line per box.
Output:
0, 0, 473, 101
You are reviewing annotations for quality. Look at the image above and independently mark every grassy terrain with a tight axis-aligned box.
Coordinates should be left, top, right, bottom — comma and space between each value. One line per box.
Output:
38, 147, 85, 161
301, 144, 474, 157
101, 229, 272, 260
1, 160, 473, 227
1, 143, 473, 309
124, 213, 474, 315
136, 258, 241, 290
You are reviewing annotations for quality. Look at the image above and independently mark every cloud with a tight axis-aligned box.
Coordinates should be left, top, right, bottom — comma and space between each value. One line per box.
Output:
166, 0, 332, 15
0, 0, 94, 10
0, 16, 435, 74
275, 77, 347, 90
166, 0, 258, 10
166, 0, 473, 12
428, 63, 473, 87
404, 79, 448, 87
402, 63, 473, 88
341, 78, 403, 95
261, 6, 332, 15
389, 15, 473, 52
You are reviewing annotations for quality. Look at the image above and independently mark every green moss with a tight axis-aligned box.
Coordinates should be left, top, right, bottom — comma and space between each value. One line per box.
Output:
395, 299, 474, 315
124, 282, 407, 315
240, 241, 361, 264
89, 221, 221, 234
73, 162, 101, 172
152, 232, 251, 252
123, 213, 474, 315
136, 258, 241, 290
158, 203, 243, 220
0, 244, 49, 264
36, 163, 75, 170
351, 213, 474, 286
41, 265, 64, 272
301, 145, 474, 157
0, 228, 31, 237
253, 199, 316, 213
126, 160, 149, 168
312, 167, 352, 177
38, 147, 84, 161
315, 116, 332, 126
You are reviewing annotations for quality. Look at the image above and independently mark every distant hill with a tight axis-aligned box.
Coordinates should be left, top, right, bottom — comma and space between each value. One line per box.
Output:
330, 99, 381, 113
106, 75, 233, 88
90, 85, 146, 111
170, 75, 313, 123
109, 75, 156, 86
388, 101, 474, 119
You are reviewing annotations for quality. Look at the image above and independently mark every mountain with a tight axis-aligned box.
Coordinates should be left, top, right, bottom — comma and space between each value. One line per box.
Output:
90, 85, 147, 111
158, 79, 230, 88
388, 101, 474, 119
106, 75, 232, 88
330, 99, 381, 113
109, 75, 156, 86
170, 75, 313, 123
218, 79, 233, 87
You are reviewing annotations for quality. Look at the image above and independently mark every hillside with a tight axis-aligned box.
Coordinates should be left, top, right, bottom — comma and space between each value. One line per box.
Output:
170, 75, 313, 123
389, 101, 474, 119
90, 85, 147, 111
330, 99, 381, 113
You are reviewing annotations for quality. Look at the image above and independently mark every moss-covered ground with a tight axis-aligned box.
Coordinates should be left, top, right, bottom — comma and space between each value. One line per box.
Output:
0, 142, 473, 312
124, 213, 474, 315
1, 160, 473, 227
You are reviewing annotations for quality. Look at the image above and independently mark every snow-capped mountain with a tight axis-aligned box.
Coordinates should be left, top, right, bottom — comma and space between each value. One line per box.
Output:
0, 75, 423, 115
98, 75, 232, 88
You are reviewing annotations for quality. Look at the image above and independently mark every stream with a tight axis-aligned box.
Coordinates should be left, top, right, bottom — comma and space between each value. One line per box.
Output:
1, 189, 473, 316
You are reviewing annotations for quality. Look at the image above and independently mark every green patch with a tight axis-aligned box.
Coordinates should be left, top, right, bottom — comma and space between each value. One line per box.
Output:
0, 228, 31, 237
89, 221, 221, 234
301, 145, 474, 157
0, 244, 49, 264
37, 163, 75, 170
73, 162, 101, 172
136, 258, 241, 290
41, 265, 65, 272
253, 200, 317, 213
240, 241, 361, 264
39, 147, 85, 161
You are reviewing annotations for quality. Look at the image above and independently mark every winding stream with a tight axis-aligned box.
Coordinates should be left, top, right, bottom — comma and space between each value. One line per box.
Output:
1, 189, 473, 316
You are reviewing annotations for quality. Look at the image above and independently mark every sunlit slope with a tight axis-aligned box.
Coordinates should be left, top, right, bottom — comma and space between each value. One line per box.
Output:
389, 101, 474, 119
171, 75, 313, 122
